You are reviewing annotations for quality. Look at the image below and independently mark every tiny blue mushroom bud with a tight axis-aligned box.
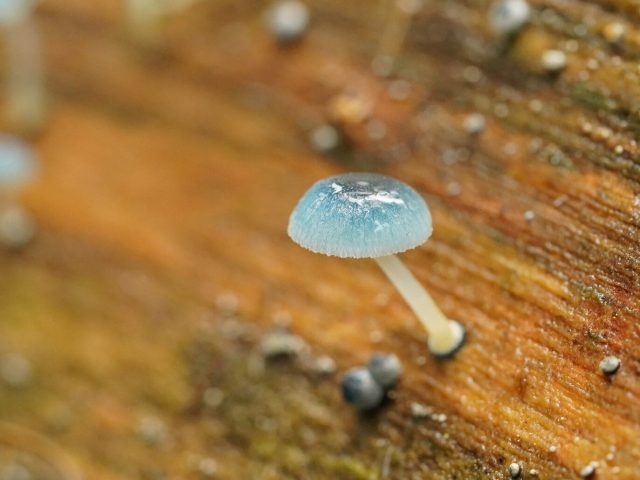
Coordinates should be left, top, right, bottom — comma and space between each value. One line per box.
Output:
367, 352, 402, 389
489, 0, 531, 36
0, 135, 37, 190
0, 135, 38, 248
265, 0, 310, 44
288, 173, 466, 358
341, 367, 384, 411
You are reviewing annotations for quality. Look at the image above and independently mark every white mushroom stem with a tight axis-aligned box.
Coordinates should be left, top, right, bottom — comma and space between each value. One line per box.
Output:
4, 14, 45, 133
376, 0, 421, 70
374, 254, 463, 356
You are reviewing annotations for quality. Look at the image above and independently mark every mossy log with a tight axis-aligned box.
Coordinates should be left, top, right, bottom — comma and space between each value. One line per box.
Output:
1, 0, 639, 478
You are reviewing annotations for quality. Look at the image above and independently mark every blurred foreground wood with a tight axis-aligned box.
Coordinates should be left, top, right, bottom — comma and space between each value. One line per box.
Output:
1, 0, 640, 478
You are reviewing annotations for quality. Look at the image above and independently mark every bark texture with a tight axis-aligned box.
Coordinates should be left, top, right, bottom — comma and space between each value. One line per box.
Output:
1, 1, 639, 479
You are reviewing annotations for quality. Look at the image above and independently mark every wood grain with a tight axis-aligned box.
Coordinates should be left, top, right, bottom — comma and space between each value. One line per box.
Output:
0, 1, 639, 478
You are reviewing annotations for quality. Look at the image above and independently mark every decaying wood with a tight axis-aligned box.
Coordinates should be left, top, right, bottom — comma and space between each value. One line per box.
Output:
1, 0, 639, 478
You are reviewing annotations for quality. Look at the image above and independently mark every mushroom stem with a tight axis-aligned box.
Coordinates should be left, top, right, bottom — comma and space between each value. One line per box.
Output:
375, 0, 420, 72
374, 254, 464, 357
4, 15, 45, 134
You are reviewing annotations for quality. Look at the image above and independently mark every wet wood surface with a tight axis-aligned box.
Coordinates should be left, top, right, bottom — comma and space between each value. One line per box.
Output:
1, 0, 639, 478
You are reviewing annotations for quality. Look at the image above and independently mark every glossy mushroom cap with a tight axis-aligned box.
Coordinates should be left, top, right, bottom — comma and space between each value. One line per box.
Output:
288, 173, 432, 258
0, 135, 37, 188
0, 0, 36, 27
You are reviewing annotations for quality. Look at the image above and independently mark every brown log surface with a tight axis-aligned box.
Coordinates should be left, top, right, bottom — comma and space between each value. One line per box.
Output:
1, 0, 639, 479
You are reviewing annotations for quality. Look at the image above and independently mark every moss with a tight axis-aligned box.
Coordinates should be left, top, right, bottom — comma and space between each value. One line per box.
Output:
318, 455, 377, 479
184, 318, 495, 479
0, 247, 494, 479
571, 83, 614, 111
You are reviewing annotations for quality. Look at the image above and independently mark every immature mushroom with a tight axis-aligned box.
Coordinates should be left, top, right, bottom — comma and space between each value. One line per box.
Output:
0, 134, 37, 192
288, 172, 466, 357
341, 366, 384, 410
0, 0, 46, 133
0, 135, 37, 247
367, 352, 402, 388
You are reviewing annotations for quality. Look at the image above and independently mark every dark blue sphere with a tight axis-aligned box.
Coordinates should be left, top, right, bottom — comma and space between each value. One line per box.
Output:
341, 367, 384, 411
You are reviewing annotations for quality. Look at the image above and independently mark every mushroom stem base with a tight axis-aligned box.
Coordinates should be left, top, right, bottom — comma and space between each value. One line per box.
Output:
374, 254, 465, 357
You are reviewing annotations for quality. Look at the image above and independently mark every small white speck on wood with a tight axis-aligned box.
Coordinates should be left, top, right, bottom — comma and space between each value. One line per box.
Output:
197, 458, 218, 478
580, 461, 598, 478
463, 113, 486, 135
508, 462, 522, 478
410, 402, 433, 418
541, 49, 567, 72
310, 124, 340, 153
215, 291, 239, 315
0, 353, 32, 388
602, 22, 625, 43
599, 355, 621, 375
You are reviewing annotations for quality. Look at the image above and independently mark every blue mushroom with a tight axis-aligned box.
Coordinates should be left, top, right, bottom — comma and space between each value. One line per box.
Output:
0, 135, 37, 248
288, 173, 465, 358
341, 367, 384, 411
0, 135, 37, 190
367, 352, 402, 389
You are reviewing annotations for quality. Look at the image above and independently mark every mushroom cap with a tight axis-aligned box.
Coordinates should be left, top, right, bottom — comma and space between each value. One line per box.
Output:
288, 172, 432, 258
0, 135, 37, 188
367, 352, 402, 389
341, 367, 384, 411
